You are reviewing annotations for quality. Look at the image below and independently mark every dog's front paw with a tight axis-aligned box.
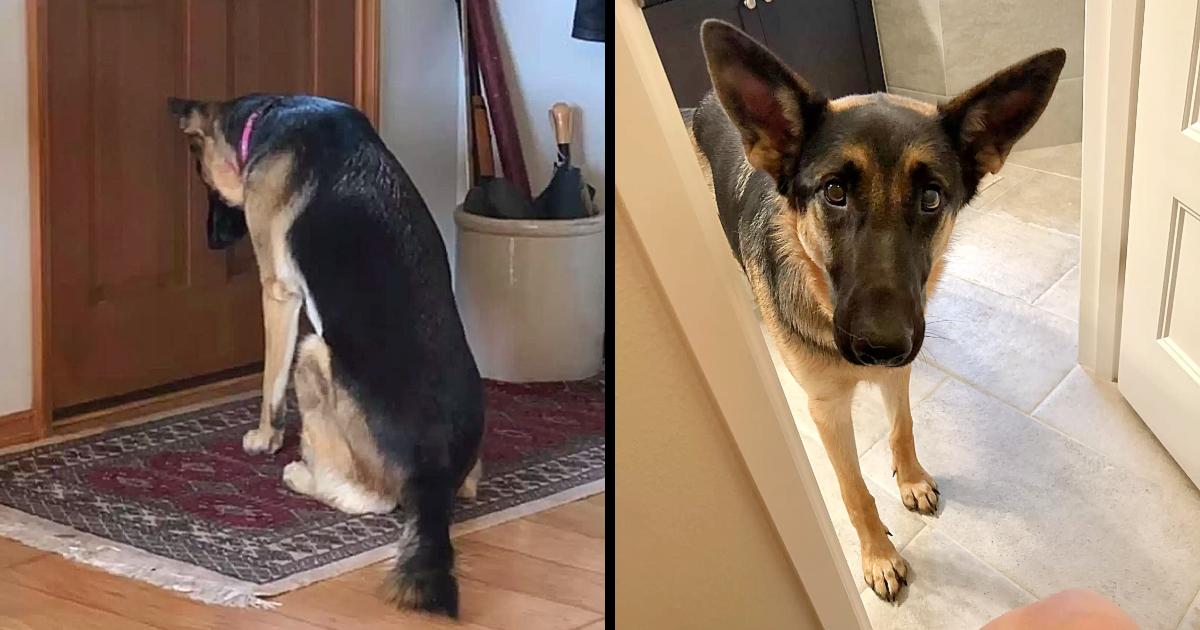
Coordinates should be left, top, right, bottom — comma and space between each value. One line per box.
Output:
897, 472, 940, 515
242, 427, 283, 455
862, 544, 909, 602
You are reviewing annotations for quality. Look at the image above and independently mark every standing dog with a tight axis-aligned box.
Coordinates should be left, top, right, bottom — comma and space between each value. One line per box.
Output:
169, 94, 484, 617
690, 21, 1064, 601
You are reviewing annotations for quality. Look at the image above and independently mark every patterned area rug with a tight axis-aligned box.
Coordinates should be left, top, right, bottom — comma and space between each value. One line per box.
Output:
0, 378, 604, 607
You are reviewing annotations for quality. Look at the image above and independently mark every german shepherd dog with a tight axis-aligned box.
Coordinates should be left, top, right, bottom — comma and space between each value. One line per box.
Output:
690, 21, 1064, 601
168, 94, 484, 617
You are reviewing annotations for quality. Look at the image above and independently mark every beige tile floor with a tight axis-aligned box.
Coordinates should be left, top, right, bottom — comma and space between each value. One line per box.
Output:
765, 143, 1200, 630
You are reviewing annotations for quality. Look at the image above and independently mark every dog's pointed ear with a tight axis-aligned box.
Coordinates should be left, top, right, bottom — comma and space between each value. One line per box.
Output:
167, 97, 196, 117
701, 19, 825, 179
167, 97, 207, 133
939, 49, 1066, 179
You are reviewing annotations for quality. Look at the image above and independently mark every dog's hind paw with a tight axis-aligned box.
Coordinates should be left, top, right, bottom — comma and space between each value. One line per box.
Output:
862, 546, 909, 603
282, 461, 314, 495
898, 474, 940, 515
242, 427, 283, 455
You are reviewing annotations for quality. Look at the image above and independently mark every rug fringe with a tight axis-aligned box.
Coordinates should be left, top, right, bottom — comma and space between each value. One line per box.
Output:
0, 505, 274, 609
0, 479, 605, 607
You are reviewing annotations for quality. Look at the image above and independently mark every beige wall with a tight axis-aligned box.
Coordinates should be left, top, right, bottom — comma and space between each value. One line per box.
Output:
616, 204, 822, 629
873, 0, 1084, 149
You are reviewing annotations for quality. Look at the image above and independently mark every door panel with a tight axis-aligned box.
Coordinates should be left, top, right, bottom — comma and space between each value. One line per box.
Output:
91, 1, 186, 301
312, 0, 358, 103
46, 0, 363, 412
1119, 0, 1200, 487
231, 0, 314, 95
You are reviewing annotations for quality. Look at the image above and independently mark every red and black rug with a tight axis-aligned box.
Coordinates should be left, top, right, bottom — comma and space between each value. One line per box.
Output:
0, 378, 604, 607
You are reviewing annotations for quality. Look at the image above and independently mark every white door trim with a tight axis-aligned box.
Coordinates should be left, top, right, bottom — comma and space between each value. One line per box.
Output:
616, 2, 869, 628
1079, 0, 1144, 380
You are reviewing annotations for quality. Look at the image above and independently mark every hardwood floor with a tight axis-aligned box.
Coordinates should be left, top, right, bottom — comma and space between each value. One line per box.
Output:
0, 493, 606, 630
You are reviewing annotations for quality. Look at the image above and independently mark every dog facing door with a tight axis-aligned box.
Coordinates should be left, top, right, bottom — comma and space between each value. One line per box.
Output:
169, 94, 484, 617
689, 20, 1064, 601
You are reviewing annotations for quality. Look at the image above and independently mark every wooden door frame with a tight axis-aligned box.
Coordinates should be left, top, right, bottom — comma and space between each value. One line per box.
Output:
1078, 0, 1143, 382
22, 0, 381, 441
617, 1, 870, 627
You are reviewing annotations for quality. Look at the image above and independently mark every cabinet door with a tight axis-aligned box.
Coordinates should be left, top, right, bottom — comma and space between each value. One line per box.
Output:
758, 0, 885, 97
644, 0, 885, 108
644, 0, 767, 108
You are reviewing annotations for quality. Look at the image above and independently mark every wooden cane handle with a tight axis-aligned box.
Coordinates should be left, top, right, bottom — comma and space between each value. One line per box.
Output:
472, 96, 495, 178
550, 102, 572, 145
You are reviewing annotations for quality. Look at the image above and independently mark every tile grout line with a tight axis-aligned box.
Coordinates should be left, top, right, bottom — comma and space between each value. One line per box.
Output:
1028, 301, 1078, 325
857, 374, 951, 494
924, 520, 1044, 601
853, 380, 1140, 610
920, 363, 1078, 448
1024, 374, 1200, 506
1173, 586, 1200, 630
1003, 161, 1081, 181
856, 520, 932, 602
1024, 359, 1075, 416
961, 197, 1082, 242
1028, 263, 1078, 307
971, 176, 1023, 212
859, 521, 1044, 610
854, 371, 951, 461
919, 369, 1200, 512
919, 274, 1095, 452
1028, 364, 1076, 419
941, 269, 1079, 326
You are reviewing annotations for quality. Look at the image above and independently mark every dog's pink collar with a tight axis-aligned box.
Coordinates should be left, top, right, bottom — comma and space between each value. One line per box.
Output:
239, 109, 262, 167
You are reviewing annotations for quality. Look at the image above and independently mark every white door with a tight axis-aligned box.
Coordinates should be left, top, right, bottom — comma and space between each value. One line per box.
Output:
1119, 0, 1200, 487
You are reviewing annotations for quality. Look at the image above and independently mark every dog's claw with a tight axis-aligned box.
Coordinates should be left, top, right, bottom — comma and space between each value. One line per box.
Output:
896, 470, 940, 515
863, 547, 909, 603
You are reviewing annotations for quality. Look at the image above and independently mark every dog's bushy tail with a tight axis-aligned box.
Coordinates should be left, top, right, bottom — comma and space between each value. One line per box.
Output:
387, 473, 459, 617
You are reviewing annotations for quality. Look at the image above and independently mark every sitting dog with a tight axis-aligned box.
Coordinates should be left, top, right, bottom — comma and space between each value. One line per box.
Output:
169, 94, 484, 617
690, 20, 1064, 601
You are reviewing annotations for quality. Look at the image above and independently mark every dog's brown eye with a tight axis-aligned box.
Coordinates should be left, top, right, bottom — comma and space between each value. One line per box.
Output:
823, 180, 847, 206
921, 187, 942, 211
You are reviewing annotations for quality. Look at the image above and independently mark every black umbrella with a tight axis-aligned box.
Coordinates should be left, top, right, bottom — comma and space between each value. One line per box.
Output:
460, 0, 536, 220
532, 103, 597, 220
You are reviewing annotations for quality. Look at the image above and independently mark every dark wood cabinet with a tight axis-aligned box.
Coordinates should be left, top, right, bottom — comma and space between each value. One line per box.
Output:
644, 0, 885, 107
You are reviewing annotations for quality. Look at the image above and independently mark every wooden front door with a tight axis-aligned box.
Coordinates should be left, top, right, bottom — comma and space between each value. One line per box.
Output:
44, 0, 368, 414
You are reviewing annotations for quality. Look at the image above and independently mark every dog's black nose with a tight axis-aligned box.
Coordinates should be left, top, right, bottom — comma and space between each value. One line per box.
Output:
850, 336, 912, 366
